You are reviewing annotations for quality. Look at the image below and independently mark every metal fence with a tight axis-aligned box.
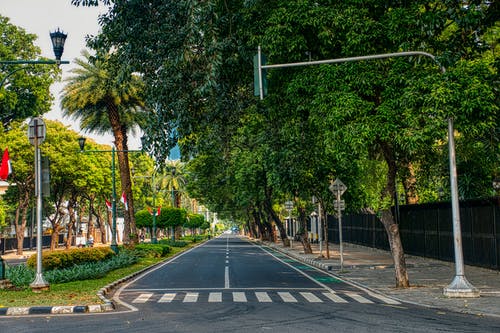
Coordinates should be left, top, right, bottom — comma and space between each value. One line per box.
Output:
327, 197, 500, 270
0, 234, 65, 254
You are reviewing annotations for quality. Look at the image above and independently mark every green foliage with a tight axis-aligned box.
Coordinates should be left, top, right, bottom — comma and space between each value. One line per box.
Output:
158, 239, 188, 248
26, 247, 115, 271
7, 250, 138, 287
0, 16, 60, 125
134, 243, 171, 258
158, 207, 187, 228
135, 209, 153, 228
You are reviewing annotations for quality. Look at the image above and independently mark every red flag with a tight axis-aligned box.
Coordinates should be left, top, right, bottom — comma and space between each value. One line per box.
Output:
147, 207, 153, 215
120, 191, 128, 211
157, 206, 161, 216
105, 199, 112, 212
0, 148, 12, 180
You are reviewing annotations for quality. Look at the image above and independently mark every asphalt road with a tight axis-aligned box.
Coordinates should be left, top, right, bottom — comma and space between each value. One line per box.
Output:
1, 234, 500, 332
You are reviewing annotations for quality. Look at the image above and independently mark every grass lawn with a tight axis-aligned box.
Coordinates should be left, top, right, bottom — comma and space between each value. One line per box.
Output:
0, 246, 189, 308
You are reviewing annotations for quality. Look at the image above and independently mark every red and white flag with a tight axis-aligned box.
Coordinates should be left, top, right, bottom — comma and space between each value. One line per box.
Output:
157, 206, 161, 216
0, 148, 12, 180
105, 199, 112, 212
120, 191, 128, 211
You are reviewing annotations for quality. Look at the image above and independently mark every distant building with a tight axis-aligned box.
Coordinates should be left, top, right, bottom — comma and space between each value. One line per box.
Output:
0, 180, 9, 195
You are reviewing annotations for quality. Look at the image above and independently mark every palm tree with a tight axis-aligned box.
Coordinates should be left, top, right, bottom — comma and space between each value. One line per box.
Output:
60, 50, 147, 244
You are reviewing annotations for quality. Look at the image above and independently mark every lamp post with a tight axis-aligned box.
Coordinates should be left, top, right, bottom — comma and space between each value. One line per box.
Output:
285, 200, 293, 248
0, 29, 69, 288
1, 29, 69, 88
170, 166, 176, 241
256, 47, 479, 297
78, 137, 142, 253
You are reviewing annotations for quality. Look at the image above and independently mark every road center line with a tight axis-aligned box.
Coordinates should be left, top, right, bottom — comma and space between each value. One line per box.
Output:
225, 266, 230, 289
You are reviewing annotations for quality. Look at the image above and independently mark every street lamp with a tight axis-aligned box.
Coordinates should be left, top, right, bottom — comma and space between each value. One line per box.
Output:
78, 137, 143, 253
0, 29, 69, 88
255, 47, 479, 297
0, 29, 69, 289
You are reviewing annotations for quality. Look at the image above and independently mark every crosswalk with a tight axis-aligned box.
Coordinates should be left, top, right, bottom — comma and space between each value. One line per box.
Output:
129, 290, 401, 305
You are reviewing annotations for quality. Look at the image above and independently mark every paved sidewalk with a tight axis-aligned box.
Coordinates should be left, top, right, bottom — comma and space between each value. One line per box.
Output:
263, 240, 500, 318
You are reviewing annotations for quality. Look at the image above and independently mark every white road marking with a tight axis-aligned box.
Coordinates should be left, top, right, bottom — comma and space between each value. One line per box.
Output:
322, 292, 348, 303
300, 292, 323, 303
158, 293, 176, 303
232, 292, 247, 302
278, 292, 297, 303
255, 292, 272, 302
208, 292, 222, 302
225, 266, 230, 289
132, 293, 153, 303
345, 292, 374, 304
368, 292, 401, 305
183, 293, 199, 302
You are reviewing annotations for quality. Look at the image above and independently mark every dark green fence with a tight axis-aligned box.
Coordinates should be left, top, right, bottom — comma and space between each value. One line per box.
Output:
327, 197, 500, 270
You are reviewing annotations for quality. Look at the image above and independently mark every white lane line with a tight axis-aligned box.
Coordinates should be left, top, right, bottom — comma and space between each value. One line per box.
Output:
208, 292, 222, 302
158, 293, 176, 303
322, 292, 348, 303
300, 292, 323, 303
233, 292, 247, 302
345, 292, 374, 304
278, 292, 297, 303
255, 292, 273, 303
367, 292, 401, 305
225, 266, 230, 289
183, 292, 199, 302
225, 260, 229, 264
132, 293, 153, 303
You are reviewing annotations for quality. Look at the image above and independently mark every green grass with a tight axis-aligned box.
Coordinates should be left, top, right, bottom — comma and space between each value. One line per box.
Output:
0, 245, 189, 308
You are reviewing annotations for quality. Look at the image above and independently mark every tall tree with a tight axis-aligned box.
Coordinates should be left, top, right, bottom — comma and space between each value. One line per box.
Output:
0, 15, 59, 126
60, 50, 147, 244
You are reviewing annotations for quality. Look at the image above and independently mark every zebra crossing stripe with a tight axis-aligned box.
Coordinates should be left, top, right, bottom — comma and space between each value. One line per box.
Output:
278, 292, 297, 303
233, 292, 247, 302
322, 292, 348, 303
132, 293, 153, 303
255, 292, 272, 302
183, 293, 199, 302
158, 293, 176, 303
208, 292, 222, 302
300, 292, 323, 303
345, 292, 374, 304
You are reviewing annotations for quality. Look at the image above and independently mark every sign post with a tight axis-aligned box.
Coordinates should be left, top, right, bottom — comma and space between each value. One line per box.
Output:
28, 117, 49, 292
329, 178, 347, 271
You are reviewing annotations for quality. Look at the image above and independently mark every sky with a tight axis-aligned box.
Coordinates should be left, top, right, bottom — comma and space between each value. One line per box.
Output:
1, 0, 142, 149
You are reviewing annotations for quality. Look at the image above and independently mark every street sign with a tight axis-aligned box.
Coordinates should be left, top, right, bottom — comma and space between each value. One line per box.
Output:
334, 199, 345, 210
28, 117, 46, 146
329, 178, 347, 195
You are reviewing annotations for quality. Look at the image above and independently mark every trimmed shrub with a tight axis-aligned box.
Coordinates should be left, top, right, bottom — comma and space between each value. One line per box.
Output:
6, 251, 138, 287
159, 239, 188, 247
134, 244, 171, 258
26, 247, 115, 271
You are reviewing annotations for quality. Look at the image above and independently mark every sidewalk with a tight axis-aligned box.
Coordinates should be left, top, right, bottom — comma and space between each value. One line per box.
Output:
263, 240, 500, 318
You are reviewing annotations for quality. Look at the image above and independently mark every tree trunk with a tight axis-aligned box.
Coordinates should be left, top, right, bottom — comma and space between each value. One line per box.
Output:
14, 190, 30, 255
297, 206, 313, 254
108, 102, 136, 245
401, 161, 419, 204
379, 139, 410, 288
263, 189, 289, 246
380, 209, 410, 288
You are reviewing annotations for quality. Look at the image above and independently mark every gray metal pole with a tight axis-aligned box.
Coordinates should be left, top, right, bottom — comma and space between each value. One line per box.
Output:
443, 118, 479, 297
30, 140, 49, 291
